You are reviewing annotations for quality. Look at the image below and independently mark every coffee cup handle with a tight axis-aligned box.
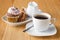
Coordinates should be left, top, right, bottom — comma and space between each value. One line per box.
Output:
51, 18, 56, 24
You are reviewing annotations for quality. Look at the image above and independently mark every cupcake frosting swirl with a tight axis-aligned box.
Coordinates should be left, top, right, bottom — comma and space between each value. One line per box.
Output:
7, 6, 20, 15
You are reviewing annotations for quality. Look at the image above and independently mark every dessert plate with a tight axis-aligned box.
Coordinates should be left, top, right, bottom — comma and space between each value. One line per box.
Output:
2, 16, 32, 26
26, 22, 57, 36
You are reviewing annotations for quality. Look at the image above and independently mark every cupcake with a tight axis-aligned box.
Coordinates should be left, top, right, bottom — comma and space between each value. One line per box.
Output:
6, 6, 21, 22
18, 8, 27, 22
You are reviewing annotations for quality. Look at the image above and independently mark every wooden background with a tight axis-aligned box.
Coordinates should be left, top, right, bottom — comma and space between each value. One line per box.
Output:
0, 0, 60, 40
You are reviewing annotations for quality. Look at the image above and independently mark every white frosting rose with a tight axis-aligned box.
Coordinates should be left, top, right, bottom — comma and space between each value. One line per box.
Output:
7, 6, 20, 15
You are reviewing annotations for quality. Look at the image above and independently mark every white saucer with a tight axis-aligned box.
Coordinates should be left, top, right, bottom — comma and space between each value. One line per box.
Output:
26, 22, 57, 36
2, 16, 32, 26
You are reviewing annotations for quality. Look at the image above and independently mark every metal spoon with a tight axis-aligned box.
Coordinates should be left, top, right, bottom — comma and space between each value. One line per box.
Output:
23, 25, 33, 32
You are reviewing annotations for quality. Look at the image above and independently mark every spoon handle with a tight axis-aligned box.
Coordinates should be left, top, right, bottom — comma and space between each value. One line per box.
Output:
23, 26, 33, 32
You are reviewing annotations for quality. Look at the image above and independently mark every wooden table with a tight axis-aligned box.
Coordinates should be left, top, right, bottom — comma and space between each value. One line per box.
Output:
0, 0, 60, 40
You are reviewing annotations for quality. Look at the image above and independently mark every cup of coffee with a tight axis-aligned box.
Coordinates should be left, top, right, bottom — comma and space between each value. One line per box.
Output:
32, 13, 51, 32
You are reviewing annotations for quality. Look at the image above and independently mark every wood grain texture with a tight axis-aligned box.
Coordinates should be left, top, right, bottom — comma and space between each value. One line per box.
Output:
0, 0, 12, 40
0, 0, 60, 40
2, 24, 31, 40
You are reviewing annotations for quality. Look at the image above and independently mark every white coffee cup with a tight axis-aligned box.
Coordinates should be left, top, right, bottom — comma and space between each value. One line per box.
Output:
32, 13, 51, 32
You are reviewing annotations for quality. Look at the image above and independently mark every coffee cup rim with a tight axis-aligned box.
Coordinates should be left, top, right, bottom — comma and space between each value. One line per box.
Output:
32, 13, 51, 20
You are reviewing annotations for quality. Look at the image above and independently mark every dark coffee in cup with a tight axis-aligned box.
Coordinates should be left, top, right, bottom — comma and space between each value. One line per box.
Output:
34, 15, 48, 19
